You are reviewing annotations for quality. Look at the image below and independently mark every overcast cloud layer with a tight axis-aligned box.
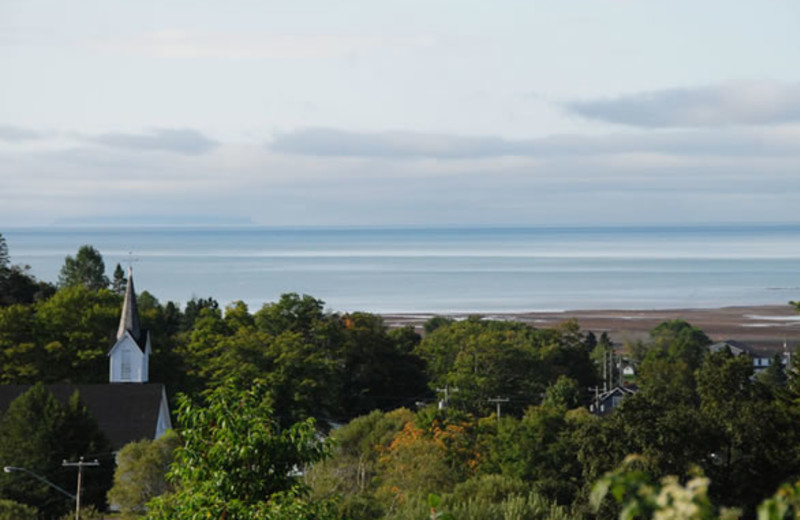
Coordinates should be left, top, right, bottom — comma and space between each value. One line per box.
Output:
2, 1, 800, 227
567, 82, 800, 128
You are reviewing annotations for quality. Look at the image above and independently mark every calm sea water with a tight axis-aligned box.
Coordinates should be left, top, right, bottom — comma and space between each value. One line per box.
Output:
3, 225, 800, 313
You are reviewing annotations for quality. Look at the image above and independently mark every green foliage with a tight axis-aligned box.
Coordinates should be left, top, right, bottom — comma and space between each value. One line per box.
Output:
107, 431, 180, 518
340, 312, 428, 417
0, 499, 36, 520
58, 245, 109, 290
385, 488, 571, 520
758, 354, 787, 389
759, 480, 800, 520
0, 233, 8, 270
111, 263, 126, 295
543, 375, 583, 409
424, 316, 455, 335
181, 296, 219, 332
485, 405, 587, 504
0, 234, 54, 307
255, 292, 328, 338
591, 455, 722, 520
0, 384, 112, 518
416, 317, 596, 417
145, 379, 336, 520
32, 285, 121, 382
649, 320, 711, 372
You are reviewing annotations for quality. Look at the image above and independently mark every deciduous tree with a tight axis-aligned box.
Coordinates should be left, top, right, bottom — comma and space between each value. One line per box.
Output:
145, 380, 336, 520
107, 431, 179, 518
58, 245, 109, 290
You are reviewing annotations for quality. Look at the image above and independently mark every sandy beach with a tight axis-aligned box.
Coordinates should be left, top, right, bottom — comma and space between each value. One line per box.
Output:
383, 304, 800, 355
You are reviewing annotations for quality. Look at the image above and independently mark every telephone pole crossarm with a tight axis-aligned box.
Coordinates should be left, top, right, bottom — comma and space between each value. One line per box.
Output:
62, 457, 100, 520
488, 396, 510, 420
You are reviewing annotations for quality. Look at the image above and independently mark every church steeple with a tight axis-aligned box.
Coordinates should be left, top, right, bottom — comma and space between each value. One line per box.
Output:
117, 267, 142, 343
109, 267, 150, 383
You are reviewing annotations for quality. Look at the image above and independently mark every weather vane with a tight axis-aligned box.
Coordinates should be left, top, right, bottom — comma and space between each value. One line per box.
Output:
126, 251, 140, 270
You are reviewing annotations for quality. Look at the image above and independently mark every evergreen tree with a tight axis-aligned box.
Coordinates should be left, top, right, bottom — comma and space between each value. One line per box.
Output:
0, 232, 8, 270
0, 385, 113, 517
111, 263, 126, 295
0, 384, 70, 518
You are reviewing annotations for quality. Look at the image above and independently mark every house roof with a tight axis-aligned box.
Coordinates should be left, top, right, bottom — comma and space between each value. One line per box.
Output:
0, 384, 167, 451
709, 339, 752, 356
598, 384, 639, 401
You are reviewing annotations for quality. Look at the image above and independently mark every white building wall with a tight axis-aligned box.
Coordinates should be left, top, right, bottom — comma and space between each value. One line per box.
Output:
109, 334, 147, 383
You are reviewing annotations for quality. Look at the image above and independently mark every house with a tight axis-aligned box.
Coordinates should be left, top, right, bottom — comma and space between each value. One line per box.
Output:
707, 339, 787, 374
590, 384, 639, 416
0, 268, 171, 451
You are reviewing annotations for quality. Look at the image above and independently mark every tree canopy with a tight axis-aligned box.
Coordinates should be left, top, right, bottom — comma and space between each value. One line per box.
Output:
58, 245, 109, 290
145, 379, 336, 520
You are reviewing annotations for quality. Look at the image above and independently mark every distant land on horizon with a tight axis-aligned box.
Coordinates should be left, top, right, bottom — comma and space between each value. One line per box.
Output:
21, 219, 800, 232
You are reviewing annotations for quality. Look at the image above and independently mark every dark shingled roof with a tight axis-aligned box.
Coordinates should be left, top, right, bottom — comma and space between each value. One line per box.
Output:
0, 384, 167, 451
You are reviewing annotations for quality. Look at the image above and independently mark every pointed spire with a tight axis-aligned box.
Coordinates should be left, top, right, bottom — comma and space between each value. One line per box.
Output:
117, 267, 141, 342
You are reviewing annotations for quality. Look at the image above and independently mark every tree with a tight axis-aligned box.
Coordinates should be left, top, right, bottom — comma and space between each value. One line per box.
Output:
424, 316, 455, 335
759, 354, 787, 389
111, 263, 126, 295
0, 234, 54, 306
339, 312, 428, 418
649, 320, 711, 372
0, 384, 68, 518
416, 317, 595, 417
255, 293, 327, 338
145, 380, 336, 520
181, 296, 219, 332
107, 432, 180, 518
33, 285, 120, 382
0, 385, 112, 518
306, 408, 415, 519
696, 350, 800, 513
0, 232, 8, 270
58, 245, 109, 290
543, 375, 583, 409
0, 499, 36, 520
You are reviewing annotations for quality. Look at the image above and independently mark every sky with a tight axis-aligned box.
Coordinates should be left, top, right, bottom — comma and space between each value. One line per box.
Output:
2, 0, 800, 227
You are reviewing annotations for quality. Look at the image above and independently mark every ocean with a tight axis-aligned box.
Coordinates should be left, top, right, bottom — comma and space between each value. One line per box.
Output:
3, 225, 800, 314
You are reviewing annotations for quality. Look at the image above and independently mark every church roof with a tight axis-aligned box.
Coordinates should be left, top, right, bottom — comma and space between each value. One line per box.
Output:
116, 268, 145, 349
0, 384, 168, 451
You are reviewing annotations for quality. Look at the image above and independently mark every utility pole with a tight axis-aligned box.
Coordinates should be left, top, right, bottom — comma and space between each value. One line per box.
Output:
62, 457, 99, 520
488, 396, 509, 421
435, 385, 459, 409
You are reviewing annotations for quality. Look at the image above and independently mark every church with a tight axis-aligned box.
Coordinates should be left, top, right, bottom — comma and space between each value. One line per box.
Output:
0, 269, 172, 451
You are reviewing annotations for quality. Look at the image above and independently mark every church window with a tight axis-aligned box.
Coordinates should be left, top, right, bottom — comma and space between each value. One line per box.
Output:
121, 347, 132, 381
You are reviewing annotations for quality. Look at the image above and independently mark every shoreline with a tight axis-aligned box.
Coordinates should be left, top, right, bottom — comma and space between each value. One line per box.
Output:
382, 304, 800, 354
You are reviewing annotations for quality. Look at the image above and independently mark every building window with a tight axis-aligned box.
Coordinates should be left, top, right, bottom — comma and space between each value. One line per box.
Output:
121, 347, 131, 381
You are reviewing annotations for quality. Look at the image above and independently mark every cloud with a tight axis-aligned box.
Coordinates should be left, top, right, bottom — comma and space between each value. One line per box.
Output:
270, 126, 800, 159
89, 128, 219, 155
0, 125, 45, 142
3, 139, 800, 228
565, 82, 800, 128
271, 128, 524, 158
93, 30, 438, 60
